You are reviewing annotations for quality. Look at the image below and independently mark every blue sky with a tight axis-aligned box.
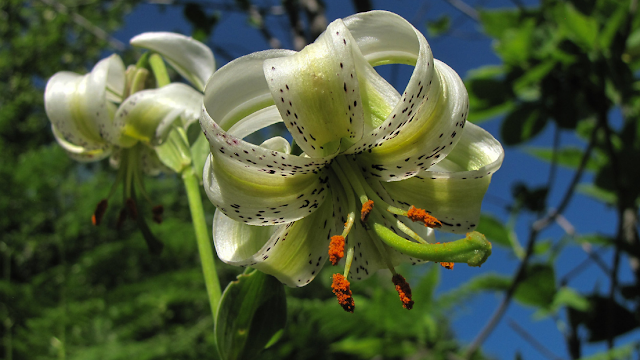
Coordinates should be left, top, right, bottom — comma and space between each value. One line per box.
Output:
112, 0, 636, 358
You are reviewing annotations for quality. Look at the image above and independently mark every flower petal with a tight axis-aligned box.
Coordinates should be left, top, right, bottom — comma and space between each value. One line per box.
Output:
203, 49, 295, 131
130, 32, 215, 92
263, 19, 366, 158
213, 193, 336, 287
227, 105, 283, 139
51, 124, 112, 162
113, 83, 202, 147
382, 122, 504, 234
202, 140, 331, 225
342, 12, 469, 181
45, 54, 125, 152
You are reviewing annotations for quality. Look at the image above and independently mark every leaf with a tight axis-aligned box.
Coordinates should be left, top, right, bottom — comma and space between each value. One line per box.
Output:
426, 15, 451, 37
501, 102, 547, 145
574, 234, 613, 247
475, 213, 512, 248
513, 60, 557, 94
525, 146, 605, 172
577, 342, 637, 360
569, 295, 640, 343
215, 269, 287, 360
478, 9, 521, 39
535, 287, 590, 319
514, 263, 556, 309
577, 183, 617, 205
556, 2, 599, 51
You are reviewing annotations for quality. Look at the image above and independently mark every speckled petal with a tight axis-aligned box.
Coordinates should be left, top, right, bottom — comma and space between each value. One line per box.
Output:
130, 32, 215, 92
202, 122, 332, 224
213, 191, 336, 287
45, 54, 125, 152
203, 49, 295, 131
263, 19, 365, 158
113, 83, 202, 147
382, 122, 504, 234
51, 124, 112, 162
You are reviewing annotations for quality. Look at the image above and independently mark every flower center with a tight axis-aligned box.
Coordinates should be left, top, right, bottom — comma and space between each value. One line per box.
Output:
325, 155, 446, 312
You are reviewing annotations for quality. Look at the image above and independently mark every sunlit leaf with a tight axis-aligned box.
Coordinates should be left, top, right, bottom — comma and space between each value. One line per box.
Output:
525, 146, 606, 172
476, 213, 512, 248
514, 263, 556, 309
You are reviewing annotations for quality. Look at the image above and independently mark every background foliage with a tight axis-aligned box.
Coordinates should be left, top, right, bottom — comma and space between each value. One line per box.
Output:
2, 0, 640, 359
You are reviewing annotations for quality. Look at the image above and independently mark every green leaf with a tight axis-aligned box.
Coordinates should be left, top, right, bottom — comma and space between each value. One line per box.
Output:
514, 263, 556, 309
577, 183, 617, 205
577, 342, 636, 360
574, 233, 613, 247
479, 9, 521, 39
556, 2, 599, 51
598, 2, 628, 50
569, 295, 640, 343
513, 60, 557, 94
525, 146, 606, 172
501, 102, 547, 145
426, 15, 451, 37
535, 287, 590, 319
476, 213, 512, 248
215, 269, 287, 360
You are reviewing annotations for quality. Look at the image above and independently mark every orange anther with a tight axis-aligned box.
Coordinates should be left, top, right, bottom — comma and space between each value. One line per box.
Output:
331, 273, 355, 313
360, 200, 374, 222
407, 206, 442, 228
91, 199, 108, 226
152, 205, 164, 224
440, 262, 454, 270
329, 235, 345, 265
392, 274, 414, 310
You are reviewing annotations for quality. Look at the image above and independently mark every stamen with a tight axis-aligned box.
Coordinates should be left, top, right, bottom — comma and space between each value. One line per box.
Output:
440, 262, 454, 270
392, 274, 414, 310
116, 208, 128, 230
152, 205, 164, 224
91, 199, 109, 226
331, 273, 355, 313
329, 235, 345, 265
125, 198, 138, 220
407, 206, 442, 228
360, 200, 374, 222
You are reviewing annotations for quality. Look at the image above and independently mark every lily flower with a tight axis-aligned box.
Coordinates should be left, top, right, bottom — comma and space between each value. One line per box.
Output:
201, 11, 503, 311
45, 32, 214, 251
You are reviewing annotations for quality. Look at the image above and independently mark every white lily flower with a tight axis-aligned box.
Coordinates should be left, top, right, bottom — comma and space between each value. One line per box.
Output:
45, 32, 214, 234
200, 11, 503, 311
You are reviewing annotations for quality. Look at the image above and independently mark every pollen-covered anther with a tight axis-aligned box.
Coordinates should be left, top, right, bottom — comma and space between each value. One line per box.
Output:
331, 273, 355, 313
360, 200, 374, 222
329, 235, 345, 265
125, 198, 138, 221
91, 199, 109, 226
152, 205, 164, 224
407, 206, 442, 228
440, 262, 454, 270
392, 274, 414, 310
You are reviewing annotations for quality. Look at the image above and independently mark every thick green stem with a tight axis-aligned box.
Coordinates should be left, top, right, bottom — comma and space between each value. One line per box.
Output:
182, 168, 222, 319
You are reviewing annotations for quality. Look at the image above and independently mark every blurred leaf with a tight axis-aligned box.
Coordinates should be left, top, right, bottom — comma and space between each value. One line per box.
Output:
569, 295, 639, 342
216, 269, 287, 360
525, 146, 606, 172
479, 9, 521, 39
556, 2, 599, 51
514, 263, 556, 309
426, 15, 451, 37
574, 233, 613, 247
535, 287, 589, 319
577, 342, 637, 360
476, 213, 512, 248
501, 102, 547, 145
577, 183, 617, 205
598, 2, 628, 50
513, 60, 556, 94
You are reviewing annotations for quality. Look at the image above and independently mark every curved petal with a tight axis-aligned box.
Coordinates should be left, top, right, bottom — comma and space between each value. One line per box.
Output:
354, 60, 469, 180
213, 191, 337, 287
381, 123, 504, 234
113, 83, 202, 147
45, 54, 125, 151
130, 32, 215, 92
202, 140, 332, 225
263, 19, 366, 157
227, 105, 283, 139
203, 49, 295, 131
51, 124, 112, 162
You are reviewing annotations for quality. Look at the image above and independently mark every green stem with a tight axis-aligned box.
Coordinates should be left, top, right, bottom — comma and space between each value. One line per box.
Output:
182, 168, 222, 319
